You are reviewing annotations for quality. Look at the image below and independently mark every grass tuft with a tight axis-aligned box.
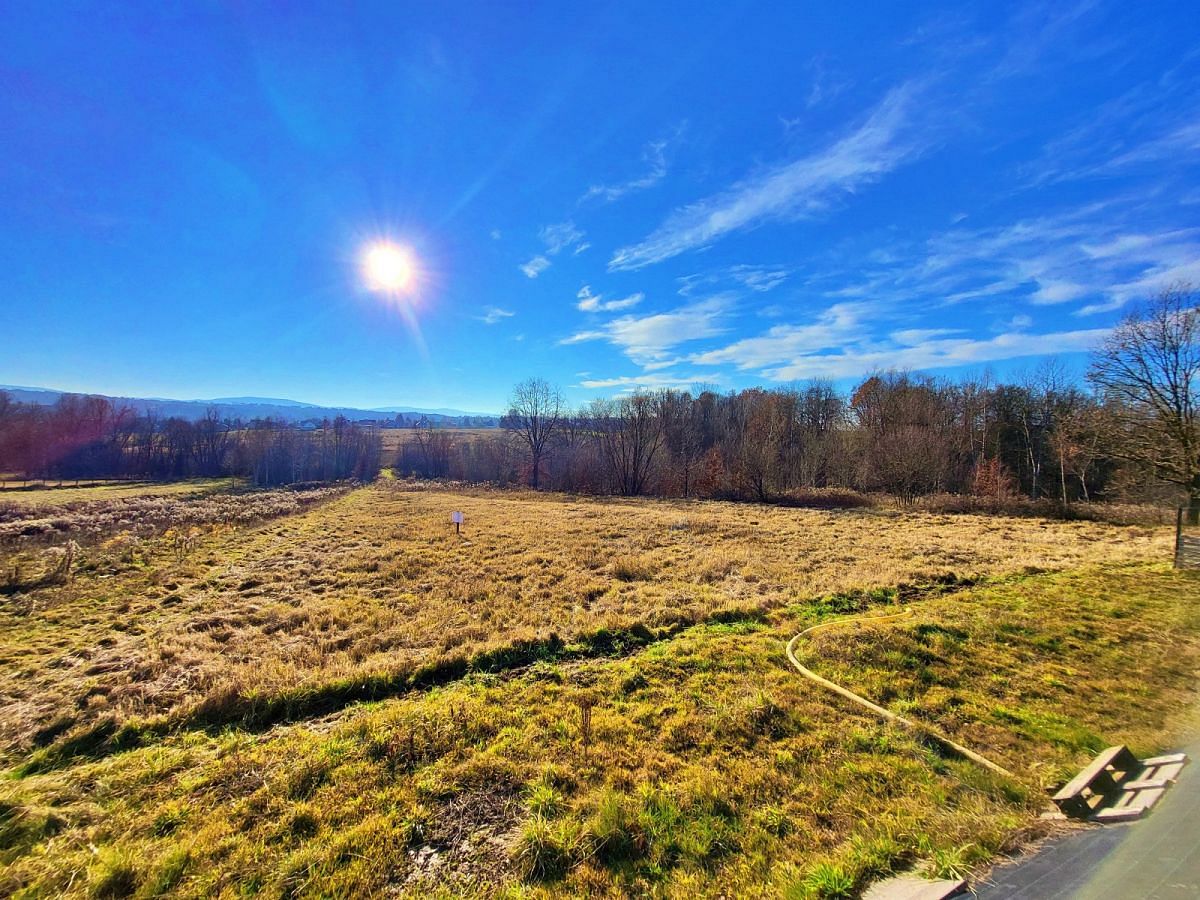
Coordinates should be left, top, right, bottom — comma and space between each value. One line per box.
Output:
514, 815, 587, 881
88, 847, 139, 899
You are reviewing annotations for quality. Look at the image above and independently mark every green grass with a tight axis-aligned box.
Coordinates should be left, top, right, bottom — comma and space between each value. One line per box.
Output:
1, 563, 1198, 896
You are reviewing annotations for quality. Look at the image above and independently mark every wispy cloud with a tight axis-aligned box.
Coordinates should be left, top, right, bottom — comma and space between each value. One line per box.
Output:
561, 297, 730, 365
578, 371, 724, 392
580, 129, 682, 204
691, 302, 868, 369
519, 255, 550, 279
677, 264, 792, 298
576, 285, 644, 312
987, 0, 1105, 82
540, 221, 586, 254
690, 301, 1109, 381
801, 56, 851, 110
1020, 47, 1200, 186
608, 84, 921, 271
819, 203, 1200, 317
762, 328, 1110, 381
519, 220, 588, 277
476, 305, 515, 325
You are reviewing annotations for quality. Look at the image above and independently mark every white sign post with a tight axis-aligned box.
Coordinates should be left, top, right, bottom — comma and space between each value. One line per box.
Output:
451, 510, 464, 534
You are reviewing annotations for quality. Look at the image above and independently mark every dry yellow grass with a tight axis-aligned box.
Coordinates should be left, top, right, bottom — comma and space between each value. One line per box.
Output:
0, 481, 1170, 760
0, 477, 236, 509
382, 427, 497, 453
2, 563, 1198, 898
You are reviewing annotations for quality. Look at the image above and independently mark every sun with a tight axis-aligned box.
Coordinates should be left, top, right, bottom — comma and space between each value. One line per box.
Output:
361, 241, 414, 292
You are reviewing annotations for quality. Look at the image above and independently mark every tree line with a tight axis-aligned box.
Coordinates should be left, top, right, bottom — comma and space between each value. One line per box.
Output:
402, 288, 1200, 513
0, 395, 382, 487
4, 287, 1195, 509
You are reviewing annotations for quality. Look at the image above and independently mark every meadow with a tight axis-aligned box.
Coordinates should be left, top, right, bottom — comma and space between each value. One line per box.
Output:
381, 428, 498, 454
0, 479, 1196, 897
0, 478, 237, 510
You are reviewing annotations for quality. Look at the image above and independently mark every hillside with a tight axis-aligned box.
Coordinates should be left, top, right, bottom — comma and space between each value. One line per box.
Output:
0, 386, 500, 427
1, 481, 1197, 897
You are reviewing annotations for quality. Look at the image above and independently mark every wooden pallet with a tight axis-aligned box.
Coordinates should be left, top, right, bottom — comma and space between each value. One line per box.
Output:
1093, 753, 1188, 822
1051, 746, 1188, 822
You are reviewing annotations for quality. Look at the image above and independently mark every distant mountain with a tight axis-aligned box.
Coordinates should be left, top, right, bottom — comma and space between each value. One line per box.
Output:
208, 396, 322, 408
0, 385, 500, 427
371, 405, 499, 418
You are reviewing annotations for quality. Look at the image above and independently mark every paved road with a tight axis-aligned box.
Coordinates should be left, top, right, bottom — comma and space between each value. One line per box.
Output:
974, 739, 1200, 899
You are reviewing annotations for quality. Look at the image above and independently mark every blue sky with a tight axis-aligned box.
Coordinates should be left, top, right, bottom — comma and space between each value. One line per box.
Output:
2, 1, 1198, 412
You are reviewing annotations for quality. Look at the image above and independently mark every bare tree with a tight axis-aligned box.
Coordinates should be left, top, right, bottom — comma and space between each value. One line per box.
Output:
658, 389, 704, 497
412, 426, 453, 478
1089, 285, 1200, 518
501, 378, 563, 489
1052, 399, 1108, 503
733, 389, 789, 502
591, 392, 666, 496
850, 372, 955, 502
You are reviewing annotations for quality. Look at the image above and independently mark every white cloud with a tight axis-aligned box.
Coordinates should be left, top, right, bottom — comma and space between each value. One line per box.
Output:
608, 84, 920, 271
575, 285, 599, 310
1031, 113, 1200, 184
540, 221, 585, 255
605, 293, 644, 311
1031, 279, 1087, 305
997, 313, 1033, 331
578, 371, 724, 392
560, 329, 608, 345
691, 302, 867, 369
1020, 46, 1200, 187
678, 264, 792, 298
688, 300, 1109, 382
802, 56, 851, 110
520, 221, 588, 278
580, 132, 678, 204
890, 328, 962, 346
822, 205, 1200, 317
562, 298, 729, 364
640, 358, 682, 371
986, 0, 1104, 82
477, 305, 515, 325
1078, 256, 1200, 315
731, 265, 791, 293
519, 255, 550, 278
760, 328, 1110, 381
490, 229, 502, 240
576, 285, 644, 313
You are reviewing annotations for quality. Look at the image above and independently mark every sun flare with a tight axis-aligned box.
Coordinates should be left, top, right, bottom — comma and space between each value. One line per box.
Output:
361, 241, 414, 292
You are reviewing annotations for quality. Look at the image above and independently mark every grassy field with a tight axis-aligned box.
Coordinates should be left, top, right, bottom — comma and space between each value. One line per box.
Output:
0, 481, 1195, 897
382, 428, 498, 454
0, 478, 238, 510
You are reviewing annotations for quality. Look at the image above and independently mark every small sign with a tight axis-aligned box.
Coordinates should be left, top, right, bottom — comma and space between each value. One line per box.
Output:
451, 511, 464, 525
